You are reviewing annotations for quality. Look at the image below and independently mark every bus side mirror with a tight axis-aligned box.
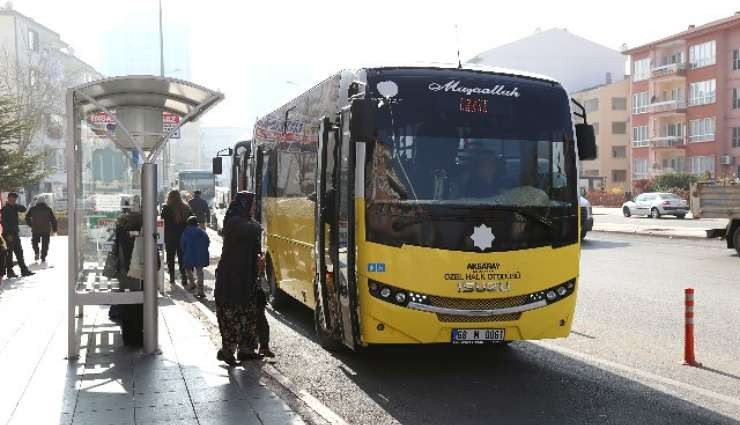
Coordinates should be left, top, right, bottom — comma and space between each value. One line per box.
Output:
212, 157, 223, 175
575, 124, 597, 161
350, 98, 374, 142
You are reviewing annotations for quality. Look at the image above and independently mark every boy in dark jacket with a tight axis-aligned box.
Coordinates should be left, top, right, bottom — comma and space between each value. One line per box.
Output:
180, 216, 209, 298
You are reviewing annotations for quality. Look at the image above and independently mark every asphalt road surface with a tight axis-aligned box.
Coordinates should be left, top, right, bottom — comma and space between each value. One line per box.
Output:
203, 231, 740, 425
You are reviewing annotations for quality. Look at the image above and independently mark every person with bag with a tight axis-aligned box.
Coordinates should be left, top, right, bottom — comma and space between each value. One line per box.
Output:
214, 192, 264, 365
1, 192, 34, 277
161, 190, 191, 284
24, 200, 57, 263
180, 215, 209, 298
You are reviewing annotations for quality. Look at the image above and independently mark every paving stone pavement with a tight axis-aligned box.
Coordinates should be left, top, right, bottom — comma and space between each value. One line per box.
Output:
0, 236, 305, 425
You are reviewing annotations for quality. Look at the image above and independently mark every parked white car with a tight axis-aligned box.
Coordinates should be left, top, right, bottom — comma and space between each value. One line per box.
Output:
622, 192, 689, 219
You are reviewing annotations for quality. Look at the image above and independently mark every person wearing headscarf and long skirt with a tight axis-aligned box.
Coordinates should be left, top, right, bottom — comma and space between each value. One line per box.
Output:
214, 191, 264, 365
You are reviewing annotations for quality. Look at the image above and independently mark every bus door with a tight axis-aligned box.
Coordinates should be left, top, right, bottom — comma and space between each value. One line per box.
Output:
316, 115, 359, 349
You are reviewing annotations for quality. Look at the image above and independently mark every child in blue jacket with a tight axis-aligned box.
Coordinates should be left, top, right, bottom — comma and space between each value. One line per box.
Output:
180, 216, 210, 298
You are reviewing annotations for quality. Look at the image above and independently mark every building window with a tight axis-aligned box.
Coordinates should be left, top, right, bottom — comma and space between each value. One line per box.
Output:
733, 127, 740, 148
632, 125, 649, 146
689, 40, 716, 68
612, 170, 627, 182
28, 29, 39, 52
690, 156, 714, 176
733, 49, 740, 71
689, 117, 715, 142
733, 88, 739, 109
612, 146, 627, 158
688, 79, 716, 106
611, 97, 627, 110
633, 92, 649, 114
612, 122, 627, 134
584, 98, 599, 113
633, 58, 651, 81
633, 159, 648, 178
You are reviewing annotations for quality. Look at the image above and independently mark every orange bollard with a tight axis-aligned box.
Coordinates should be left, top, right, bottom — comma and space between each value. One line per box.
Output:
683, 288, 701, 367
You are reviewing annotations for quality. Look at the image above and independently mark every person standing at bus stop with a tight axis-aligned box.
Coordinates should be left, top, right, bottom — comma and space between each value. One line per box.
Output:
188, 190, 210, 229
161, 190, 191, 284
214, 191, 264, 365
1, 193, 34, 277
25, 200, 58, 263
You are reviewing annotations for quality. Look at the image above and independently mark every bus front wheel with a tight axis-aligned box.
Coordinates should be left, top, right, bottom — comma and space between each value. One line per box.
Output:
313, 282, 344, 351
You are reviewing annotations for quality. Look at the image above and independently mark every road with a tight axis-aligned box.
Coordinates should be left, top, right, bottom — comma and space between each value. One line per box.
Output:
591, 208, 730, 239
200, 231, 740, 424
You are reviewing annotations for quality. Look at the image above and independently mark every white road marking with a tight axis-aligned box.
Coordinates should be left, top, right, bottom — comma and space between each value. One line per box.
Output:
534, 341, 740, 409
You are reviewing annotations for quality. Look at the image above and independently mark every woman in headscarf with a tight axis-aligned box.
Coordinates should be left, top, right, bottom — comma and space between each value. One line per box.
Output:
161, 190, 192, 284
214, 191, 264, 365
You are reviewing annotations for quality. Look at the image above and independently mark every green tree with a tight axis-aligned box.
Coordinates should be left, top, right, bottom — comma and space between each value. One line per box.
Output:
0, 95, 47, 192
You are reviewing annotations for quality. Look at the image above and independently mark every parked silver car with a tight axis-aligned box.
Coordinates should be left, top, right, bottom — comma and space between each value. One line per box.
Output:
622, 192, 689, 219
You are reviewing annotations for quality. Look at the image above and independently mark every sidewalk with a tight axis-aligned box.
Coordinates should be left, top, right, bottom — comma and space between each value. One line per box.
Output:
0, 237, 305, 425
591, 207, 729, 239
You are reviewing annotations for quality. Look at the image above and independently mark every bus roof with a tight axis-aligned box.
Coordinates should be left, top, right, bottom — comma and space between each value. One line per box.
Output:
366, 62, 560, 85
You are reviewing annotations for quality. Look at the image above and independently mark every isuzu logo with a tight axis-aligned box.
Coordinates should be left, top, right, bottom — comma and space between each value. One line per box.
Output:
457, 281, 512, 293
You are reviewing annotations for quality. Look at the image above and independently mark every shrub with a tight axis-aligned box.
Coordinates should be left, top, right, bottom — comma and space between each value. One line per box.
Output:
654, 173, 698, 192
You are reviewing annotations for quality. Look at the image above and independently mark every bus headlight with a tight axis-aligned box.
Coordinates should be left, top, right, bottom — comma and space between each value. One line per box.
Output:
380, 287, 392, 298
557, 286, 567, 296
546, 291, 557, 301
394, 292, 407, 303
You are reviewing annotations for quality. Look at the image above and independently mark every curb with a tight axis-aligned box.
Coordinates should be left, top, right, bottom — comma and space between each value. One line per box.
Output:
167, 282, 348, 425
590, 228, 718, 241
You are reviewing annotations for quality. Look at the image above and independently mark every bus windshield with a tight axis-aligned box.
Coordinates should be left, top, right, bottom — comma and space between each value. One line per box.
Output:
178, 172, 215, 204
364, 71, 578, 250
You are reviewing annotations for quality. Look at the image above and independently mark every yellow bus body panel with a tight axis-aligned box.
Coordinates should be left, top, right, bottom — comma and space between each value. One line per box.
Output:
263, 196, 581, 345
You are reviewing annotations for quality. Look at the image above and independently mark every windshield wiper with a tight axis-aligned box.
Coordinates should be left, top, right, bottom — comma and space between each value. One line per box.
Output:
446, 205, 556, 230
389, 207, 555, 232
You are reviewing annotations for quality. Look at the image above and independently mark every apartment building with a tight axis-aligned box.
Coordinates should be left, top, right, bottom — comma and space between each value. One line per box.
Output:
625, 13, 740, 186
572, 78, 630, 191
1, 5, 101, 198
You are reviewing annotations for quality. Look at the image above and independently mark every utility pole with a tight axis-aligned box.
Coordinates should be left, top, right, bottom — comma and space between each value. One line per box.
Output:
158, 0, 169, 186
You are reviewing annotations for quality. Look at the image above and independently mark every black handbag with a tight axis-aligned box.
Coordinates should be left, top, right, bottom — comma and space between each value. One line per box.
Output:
102, 245, 119, 278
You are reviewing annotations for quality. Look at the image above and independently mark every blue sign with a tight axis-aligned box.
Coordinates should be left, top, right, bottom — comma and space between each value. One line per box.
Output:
368, 263, 386, 273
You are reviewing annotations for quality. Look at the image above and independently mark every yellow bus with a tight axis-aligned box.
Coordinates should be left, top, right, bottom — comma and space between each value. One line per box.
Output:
221, 65, 596, 349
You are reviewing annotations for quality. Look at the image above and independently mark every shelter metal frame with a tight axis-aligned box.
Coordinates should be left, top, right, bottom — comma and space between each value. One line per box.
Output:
66, 76, 223, 358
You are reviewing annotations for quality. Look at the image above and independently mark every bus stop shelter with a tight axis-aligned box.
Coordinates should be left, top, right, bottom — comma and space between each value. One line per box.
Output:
65, 76, 223, 358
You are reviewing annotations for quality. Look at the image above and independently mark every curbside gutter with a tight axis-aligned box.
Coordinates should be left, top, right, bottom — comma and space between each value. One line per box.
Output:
167, 282, 348, 425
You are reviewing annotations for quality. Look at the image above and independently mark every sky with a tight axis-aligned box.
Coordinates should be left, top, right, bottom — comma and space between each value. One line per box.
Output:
9, 0, 740, 131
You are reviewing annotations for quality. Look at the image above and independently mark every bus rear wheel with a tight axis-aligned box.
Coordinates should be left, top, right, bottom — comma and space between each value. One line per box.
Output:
266, 258, 287, 309
733, 226, 740, 256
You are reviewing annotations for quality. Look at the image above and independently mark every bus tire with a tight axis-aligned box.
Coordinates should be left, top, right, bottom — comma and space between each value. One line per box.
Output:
733, 226, 740, 257
266, 258, 287, 309
313, 283, 344, 351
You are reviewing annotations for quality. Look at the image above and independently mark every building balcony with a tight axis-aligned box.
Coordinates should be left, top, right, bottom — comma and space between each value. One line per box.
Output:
650, 62, 686, 78
647, 135, 687, 148
648, 99, 686, 114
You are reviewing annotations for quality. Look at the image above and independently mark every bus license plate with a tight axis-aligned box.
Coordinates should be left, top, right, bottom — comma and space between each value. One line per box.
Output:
452, 328, 505, 344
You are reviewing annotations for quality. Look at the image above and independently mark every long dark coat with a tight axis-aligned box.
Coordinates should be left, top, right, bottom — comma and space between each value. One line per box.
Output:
214, 215, 262, 306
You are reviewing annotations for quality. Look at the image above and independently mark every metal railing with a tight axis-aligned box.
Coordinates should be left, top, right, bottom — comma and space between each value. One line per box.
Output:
651, 62, 686, 77
648, 99, 686, 113
648, 135, 687, 147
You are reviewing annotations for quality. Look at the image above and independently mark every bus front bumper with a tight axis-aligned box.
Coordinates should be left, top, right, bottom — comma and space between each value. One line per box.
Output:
358, 279, 578, 345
